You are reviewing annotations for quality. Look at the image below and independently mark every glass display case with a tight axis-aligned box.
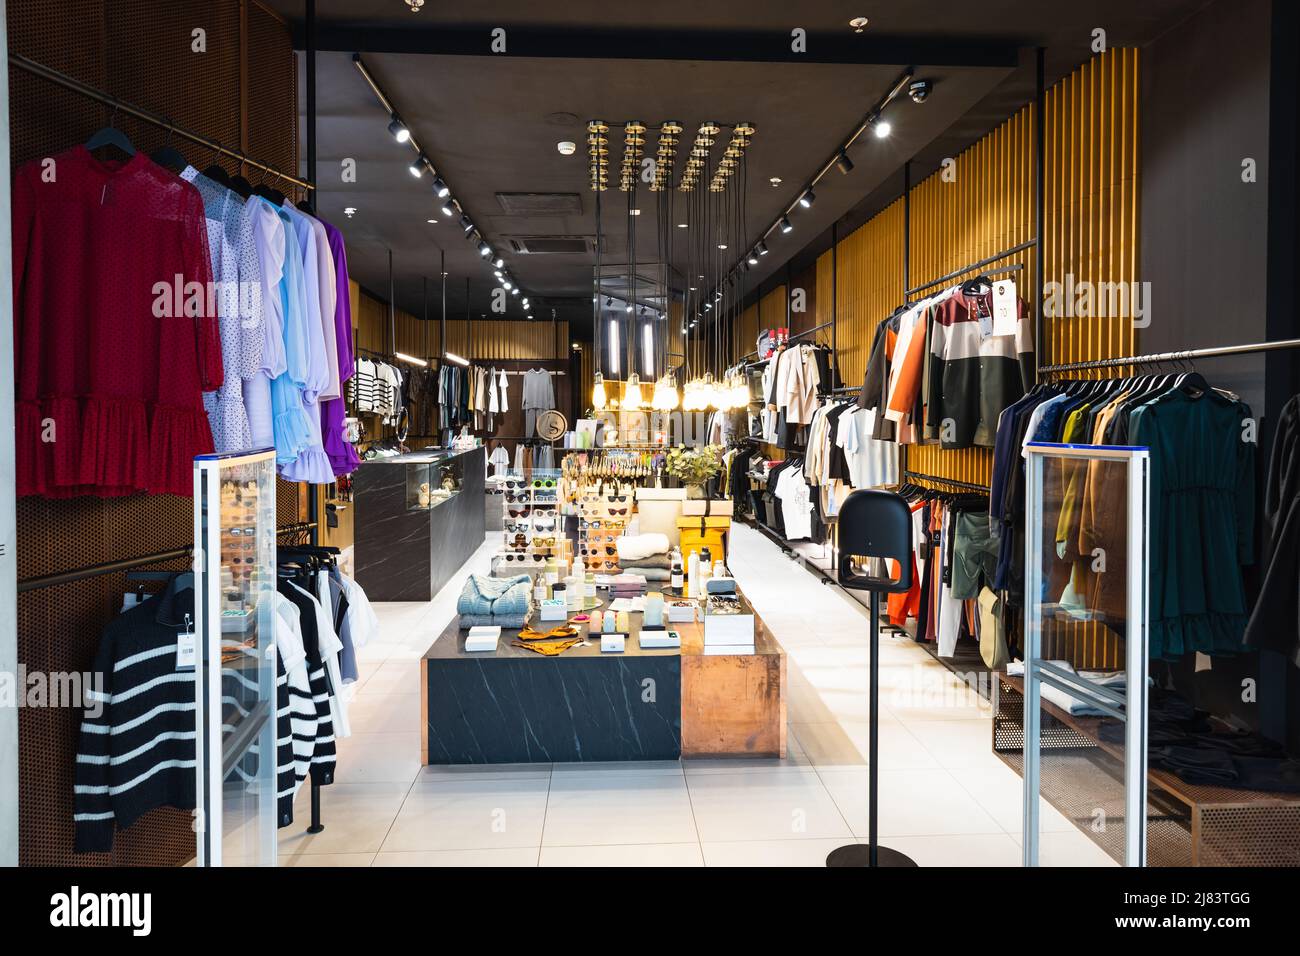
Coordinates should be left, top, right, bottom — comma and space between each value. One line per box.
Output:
192, 449, 278, 867
1021, 442, 1150, 868
405, 452, 464, 510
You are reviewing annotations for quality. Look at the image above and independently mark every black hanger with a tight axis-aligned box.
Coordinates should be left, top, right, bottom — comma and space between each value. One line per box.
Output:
296, 197, 316, 215
149, 126, 187, 173
228, 171, 254, 199
84, 103, 136, 157
253, 169, 286, 207
960, 274, 993, 297
202, 163, 233, 188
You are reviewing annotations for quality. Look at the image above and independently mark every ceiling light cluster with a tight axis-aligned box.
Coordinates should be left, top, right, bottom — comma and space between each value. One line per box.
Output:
679, 121, 719, 192
649, 121, 682, 192
709, 122, 754, 193
587, 120, 609, 191
619, 121, 646, 192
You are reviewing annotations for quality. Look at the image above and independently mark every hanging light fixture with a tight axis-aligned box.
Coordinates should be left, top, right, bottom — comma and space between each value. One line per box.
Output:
592, 371, 608, 410
624, 371, 645, 409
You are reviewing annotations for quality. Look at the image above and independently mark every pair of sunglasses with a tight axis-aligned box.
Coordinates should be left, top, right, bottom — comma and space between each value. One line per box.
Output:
603, 507, 629, 516
502, 553, 544, 563
531, 479, 556, 489
581, 545, 617, 557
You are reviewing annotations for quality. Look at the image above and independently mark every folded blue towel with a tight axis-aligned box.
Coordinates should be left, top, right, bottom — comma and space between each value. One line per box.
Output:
459, 613, 530, 630
457, 573, 532, 617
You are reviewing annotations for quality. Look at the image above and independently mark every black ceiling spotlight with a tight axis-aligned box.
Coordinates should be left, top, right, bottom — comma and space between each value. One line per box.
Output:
756, 241, 769, 256
779, 216, 793, 234
460, 214, 474, 233
440, 200, 456, 218
387, 115, 410, 143
408, 154, 425, 178
478, 240, 492, 258
835, 151, 855, 174
747, 250, 760, 265
799, 188, 816, 209
432, 176, 450, 198
493, 256, 505, 269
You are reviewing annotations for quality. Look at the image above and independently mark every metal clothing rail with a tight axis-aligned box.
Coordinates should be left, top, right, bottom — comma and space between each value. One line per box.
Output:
1038, 337, 1300, 375
904, 240, 1036, 299
17, 522, 319, 592
902, 470, 990, 493
9, 53, 315, 191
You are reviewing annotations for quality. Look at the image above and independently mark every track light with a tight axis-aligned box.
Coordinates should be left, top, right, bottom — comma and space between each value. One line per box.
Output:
494, 270, 503, 279
605, 297, 613, 307
757, 241, 769, 256
460, 215, 474, 233
409, 155, 425, 177
432, 176, 450, 198
625, 305, 633, 313
440, 201, 456, 218
478, 241, 492, 258
511, 287, 520, 296
799, 189, 816, 209
835, 152, 855, 174
493, 257, 504, 269
779, 216, 793, 234
747, 251, 759, 265
388, 116, 410, 143
503, 281, 513, 291
873, 119, 892, 139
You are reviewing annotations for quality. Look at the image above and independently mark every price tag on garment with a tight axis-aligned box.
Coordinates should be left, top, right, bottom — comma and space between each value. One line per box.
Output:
972, 293, 994, 339
176, 614, 196, 671
991, 279, 1019, 337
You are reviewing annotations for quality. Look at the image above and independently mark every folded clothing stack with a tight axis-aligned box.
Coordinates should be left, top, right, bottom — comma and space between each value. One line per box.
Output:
610, 572, 647, 598
616, 533, 672, 582
458, 573, 533, 629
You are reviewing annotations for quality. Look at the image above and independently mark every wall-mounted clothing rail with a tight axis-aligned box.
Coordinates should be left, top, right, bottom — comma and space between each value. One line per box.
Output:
9, 53, 315, 191
902, 470, 990, 493
17, 522, 319, 593
904, 239, 1037, 299
1039, 337, 1300, 375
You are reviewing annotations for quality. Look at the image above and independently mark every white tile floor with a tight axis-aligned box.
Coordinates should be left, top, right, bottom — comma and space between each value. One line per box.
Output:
276, 523, 1116, 868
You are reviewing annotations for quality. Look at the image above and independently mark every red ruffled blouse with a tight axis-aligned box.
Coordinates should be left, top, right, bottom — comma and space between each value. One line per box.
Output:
11, 146, 222, 497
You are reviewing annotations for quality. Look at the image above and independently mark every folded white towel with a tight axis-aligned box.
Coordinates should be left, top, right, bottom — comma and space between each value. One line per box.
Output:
616, 533, 670, 562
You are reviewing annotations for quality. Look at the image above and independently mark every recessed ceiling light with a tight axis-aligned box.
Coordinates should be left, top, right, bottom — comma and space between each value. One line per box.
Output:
676, 223, 688, 228
557, 141, 577, 155
717, 243, 727, 250
769, 176, 782, 187
850, 16, 869, 32
344, 206, 357, 217
426, 218, 437, 224
406, 0, 425, 11
629, 209, 641, 216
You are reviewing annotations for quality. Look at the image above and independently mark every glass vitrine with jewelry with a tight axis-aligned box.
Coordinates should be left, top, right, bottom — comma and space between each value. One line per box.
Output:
405, 451, 464, 510
193, 449, 277, 867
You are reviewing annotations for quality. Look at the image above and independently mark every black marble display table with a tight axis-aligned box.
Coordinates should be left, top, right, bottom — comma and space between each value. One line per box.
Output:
353, 446, 485, 601
421, 596, 682, 763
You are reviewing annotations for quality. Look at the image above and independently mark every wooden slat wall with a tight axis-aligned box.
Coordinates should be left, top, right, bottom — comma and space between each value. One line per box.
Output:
790, 48, 1141, 490
351, 281, 568, 362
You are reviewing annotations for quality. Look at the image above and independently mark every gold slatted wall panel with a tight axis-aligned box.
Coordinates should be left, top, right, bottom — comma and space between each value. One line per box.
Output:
831, 197, 906, 389
351, 282, 568, 362
1045, 48, 1140, 375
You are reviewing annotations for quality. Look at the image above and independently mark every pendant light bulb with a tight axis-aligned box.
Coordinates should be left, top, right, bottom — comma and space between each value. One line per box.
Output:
592, 371, 608, 410
624, 372, 644, 410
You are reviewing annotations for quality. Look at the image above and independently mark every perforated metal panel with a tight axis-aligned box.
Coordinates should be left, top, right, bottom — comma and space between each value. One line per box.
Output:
8, 0, 301, 866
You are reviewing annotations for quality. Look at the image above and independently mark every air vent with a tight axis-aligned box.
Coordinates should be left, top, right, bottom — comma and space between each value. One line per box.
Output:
507, 235, 598, 255
496, 192, 584, 215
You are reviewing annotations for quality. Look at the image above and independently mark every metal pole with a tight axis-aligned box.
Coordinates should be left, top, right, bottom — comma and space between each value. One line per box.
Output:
440, 250, 447, 359
304, 0, 319, 546
902, 161, 911, 294
1034, 46, 1046, 381
8, 53, 313, 190
869, 589, 880, 867
831, 219, 838, 363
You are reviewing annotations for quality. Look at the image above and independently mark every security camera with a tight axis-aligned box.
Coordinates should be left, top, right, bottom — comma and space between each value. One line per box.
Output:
909, 79, 933, 104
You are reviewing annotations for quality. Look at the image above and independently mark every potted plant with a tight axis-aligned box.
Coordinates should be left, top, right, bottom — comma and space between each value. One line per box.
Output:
665, 444, 724, 499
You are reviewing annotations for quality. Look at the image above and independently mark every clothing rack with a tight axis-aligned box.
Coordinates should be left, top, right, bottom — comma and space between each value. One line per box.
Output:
902, 471, 990, 493
16, 522, 319, 592
1038, 337, 1300, 375
905, 254, 1031, 301
9, 53, 315, 191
